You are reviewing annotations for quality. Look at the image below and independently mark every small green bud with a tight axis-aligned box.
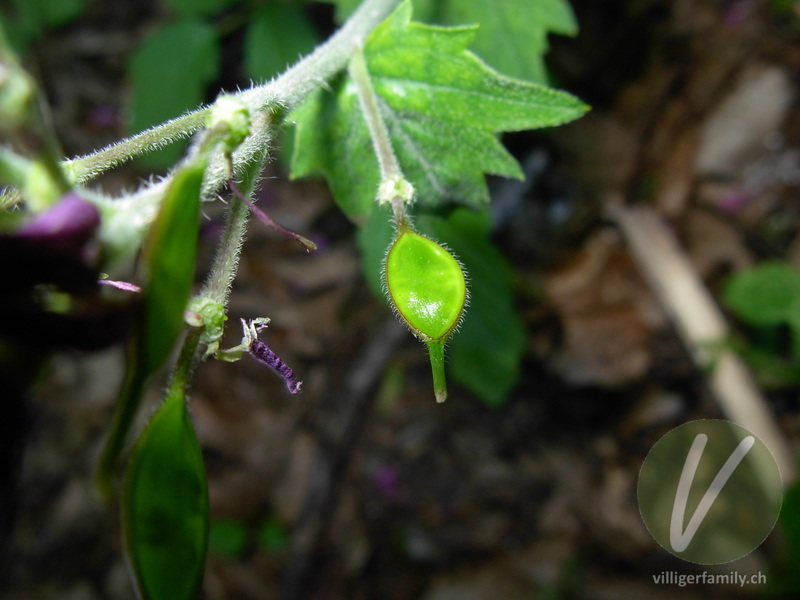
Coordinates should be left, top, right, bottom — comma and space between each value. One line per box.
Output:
206, 95, 250, 155
377, 175, 414, 206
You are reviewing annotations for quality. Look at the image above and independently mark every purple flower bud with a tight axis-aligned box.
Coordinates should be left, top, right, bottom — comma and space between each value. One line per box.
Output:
17, 192, 100, 259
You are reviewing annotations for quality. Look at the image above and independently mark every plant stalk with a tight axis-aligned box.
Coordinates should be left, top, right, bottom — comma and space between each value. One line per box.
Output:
65, 0, 402, 185
348, 47, 411, 229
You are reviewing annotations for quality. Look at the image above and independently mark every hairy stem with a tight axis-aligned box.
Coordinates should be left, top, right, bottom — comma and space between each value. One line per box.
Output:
166, 326, 204, 402
348, 48, 402, 181
203, 188, 251, 306
64, 0, 402, 185
67, 110, 210, 185
348, 47, 411, 228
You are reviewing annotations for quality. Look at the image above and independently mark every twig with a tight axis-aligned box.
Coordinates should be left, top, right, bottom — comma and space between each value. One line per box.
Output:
614, 205, 795, 481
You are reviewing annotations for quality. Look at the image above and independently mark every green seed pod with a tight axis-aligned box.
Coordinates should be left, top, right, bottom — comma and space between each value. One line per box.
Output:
384, 228, 467, 402
122, 390, 209, 600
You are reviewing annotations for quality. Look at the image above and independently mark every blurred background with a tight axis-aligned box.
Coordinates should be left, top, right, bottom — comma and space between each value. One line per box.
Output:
3, 0, 800, 598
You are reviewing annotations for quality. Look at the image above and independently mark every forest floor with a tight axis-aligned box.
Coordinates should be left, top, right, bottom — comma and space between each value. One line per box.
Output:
4, 1, 800, 599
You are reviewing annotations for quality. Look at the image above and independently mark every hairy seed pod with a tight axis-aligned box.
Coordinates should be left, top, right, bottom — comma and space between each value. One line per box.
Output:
384, 228, 467, 402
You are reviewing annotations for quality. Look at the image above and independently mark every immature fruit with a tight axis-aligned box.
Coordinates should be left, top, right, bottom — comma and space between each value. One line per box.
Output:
384, 228, 467, 402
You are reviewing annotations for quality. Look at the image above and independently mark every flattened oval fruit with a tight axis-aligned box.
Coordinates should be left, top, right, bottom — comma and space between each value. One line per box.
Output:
385, 230, 467, 342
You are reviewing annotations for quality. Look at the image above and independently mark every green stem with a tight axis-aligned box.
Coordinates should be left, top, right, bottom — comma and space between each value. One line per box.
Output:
64, 0, 402, 185
203, 191, 250, 306
202, 144, 265, 305
348, 49, 402, 182
427, 340, 448, 403
347, 47, 412, 229
67, 110, 210, 185
166, 326, 203, 401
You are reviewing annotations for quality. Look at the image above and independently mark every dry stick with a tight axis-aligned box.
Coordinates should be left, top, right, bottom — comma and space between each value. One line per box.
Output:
615, 205, 795, 482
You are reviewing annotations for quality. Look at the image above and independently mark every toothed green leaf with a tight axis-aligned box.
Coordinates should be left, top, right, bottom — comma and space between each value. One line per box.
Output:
291, 0, 588, 222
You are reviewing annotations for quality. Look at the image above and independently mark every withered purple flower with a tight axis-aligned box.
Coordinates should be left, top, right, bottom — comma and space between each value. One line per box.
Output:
240, 319, 302, 394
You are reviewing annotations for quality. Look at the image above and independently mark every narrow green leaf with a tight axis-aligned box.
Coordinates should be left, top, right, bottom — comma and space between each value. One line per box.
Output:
128, 19, 220, 168
291, 0, 588, 221
138, 161, 204, 374
244, 2, 319, 82
94, 159, 204, 499
162, 0, 243, 18
723, 261, 800, 327
122, 389, 209, 600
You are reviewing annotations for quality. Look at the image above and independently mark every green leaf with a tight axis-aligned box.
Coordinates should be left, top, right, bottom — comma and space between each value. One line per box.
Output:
358, 205, 525, 406
94, 159, 204, 499
425, 0, 576, 83
317, 0, 361, 22
244, 2, 319, 82
320, 0, 577, 83
291, 0, 588, 222
162, 0, 243, 18
138, 161, 204, 375
122, 389, 209, 600
723, 261, 800, 327
256, 516, 288, 553
3, 0, 87, 50
128, 19, 220, 168
209, 519, 248, 559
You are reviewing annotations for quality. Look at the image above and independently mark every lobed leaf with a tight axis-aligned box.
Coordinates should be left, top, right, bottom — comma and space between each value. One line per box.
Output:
291, 0, 588, 221
322, 0, 577, 84
417, 0, 577, 83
